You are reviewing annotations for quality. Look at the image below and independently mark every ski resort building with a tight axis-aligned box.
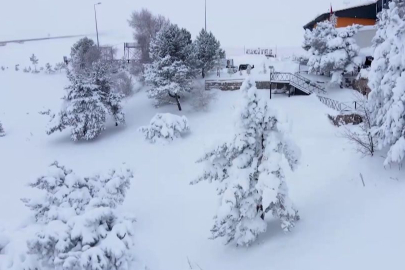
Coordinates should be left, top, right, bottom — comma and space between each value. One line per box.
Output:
303, 0, 391, 48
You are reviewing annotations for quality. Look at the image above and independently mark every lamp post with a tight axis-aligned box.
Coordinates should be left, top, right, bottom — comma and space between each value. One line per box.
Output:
94, 2, 101, 48
205, 0, 207, 31
269, 66, 274, 99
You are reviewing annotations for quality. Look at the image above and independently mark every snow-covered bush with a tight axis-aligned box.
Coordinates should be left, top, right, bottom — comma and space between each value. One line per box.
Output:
3, 162, 136, 270
0, 121, 5, 137
47, 60, 125, 141
368, 0, 405, 166
192, 77, 300, 246
113, 71, 135, 97
54, 62, 67, 73
144, 23, 197, 110
304, 20, 362, 85
139, 113, 189, 143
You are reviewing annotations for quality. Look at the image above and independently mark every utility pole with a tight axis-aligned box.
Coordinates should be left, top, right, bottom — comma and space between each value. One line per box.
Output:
94, 2, 101, 48
205, 0, 207, 31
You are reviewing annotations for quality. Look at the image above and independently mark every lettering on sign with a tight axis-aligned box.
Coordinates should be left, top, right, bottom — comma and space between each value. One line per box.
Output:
245, 48, 273, 55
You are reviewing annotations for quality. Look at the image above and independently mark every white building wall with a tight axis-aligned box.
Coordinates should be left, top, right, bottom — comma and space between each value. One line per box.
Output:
354, 28, 377, 49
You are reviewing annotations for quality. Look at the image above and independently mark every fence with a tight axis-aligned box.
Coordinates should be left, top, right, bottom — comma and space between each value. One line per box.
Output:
317, 96, 352, 112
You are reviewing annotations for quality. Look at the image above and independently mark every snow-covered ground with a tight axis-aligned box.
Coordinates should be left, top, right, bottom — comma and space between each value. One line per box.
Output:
1, 37, 405, 270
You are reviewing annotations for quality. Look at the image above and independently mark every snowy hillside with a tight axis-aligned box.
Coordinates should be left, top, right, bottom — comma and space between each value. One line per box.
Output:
1, 34, 405, 270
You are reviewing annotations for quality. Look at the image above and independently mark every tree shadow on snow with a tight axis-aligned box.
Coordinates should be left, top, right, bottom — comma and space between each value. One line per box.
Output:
46, 124, 127, 146
255, 218, 291, 245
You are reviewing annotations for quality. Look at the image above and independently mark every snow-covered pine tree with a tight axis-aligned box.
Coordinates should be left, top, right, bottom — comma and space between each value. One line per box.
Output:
20, 162, 135, 270
45, 63, 54, 74
70, 37, 101, 72
144, 23, 197, 110
304, 20, 362, 85
213, 48, 225, 77
30, 54, 39, 72
368, 0, 405, 166
195, 29, 225, 78
47, 70, 107, 141
330, 13, 338, 27
47, 61, 125, 141
192, 78, 300, 246
92, 60, 125, 126
0, 121, 5, 137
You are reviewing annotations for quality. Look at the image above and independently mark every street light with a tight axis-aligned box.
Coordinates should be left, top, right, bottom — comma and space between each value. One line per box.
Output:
94, 2, 101, 48
205, 0, 207, 31
269, 66, 275, 99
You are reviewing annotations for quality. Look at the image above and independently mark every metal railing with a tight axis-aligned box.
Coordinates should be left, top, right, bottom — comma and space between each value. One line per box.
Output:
317, 96, 353, 112
270, 72, 326, 94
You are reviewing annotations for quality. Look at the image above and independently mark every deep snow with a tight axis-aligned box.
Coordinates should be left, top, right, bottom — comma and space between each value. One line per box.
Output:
1, 38, 405, 270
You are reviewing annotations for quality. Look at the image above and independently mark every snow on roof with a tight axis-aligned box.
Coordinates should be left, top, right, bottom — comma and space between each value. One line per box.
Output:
332, 0, 377, 12
309, 0, 378, 22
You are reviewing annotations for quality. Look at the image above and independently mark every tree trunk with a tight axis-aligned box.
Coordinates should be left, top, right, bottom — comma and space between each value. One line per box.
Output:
168, 92, 182, 111
175, 94, 182, 111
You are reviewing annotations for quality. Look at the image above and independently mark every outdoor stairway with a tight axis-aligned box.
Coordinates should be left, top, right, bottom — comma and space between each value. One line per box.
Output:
204, 72, 326, 95
270, 72, 326, 95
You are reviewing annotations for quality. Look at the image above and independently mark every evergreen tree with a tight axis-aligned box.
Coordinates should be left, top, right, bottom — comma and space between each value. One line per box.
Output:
368, 0, 405, 166
304, 20, 362, 85
70, 37, 101, 72
144, 24, 196, 110
192, 78, 300, 246
0, 121, 5, 137
92, 61, 125, 126
21, 162, 135, 270
30, 54, 39, 72
47, 61, 125, 141
45, 63, 54, 74
195, 29, 225, 78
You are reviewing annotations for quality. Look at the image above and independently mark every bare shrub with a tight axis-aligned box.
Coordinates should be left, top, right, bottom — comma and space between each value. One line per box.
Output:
341, 95, 375, 157
328, 113, 363, 127
128, 9, 170, 74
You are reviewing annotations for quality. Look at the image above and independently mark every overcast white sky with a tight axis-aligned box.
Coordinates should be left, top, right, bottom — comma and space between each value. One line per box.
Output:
0, 0, 371, 47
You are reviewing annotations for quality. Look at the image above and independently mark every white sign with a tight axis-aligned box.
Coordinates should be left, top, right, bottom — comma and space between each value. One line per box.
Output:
245, 48, 273, 55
